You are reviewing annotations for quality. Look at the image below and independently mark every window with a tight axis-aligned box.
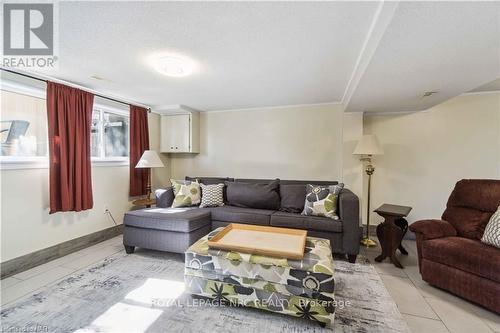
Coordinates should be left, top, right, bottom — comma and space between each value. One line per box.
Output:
0, 89, 48, 158
0, 79, 130, 168
91, 108, 129, 160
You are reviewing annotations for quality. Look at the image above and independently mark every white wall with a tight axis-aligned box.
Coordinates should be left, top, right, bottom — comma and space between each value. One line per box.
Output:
0, 166, 130, 262
169, 104, 346, 182
364, 92, 500, 226
342, 112, 364, 216
0, 113, 167, 262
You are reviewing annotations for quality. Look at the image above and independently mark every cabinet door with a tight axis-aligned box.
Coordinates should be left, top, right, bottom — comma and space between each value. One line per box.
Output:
160, 114, 190, 153
174, 114, 190, 152
160, 116, 170, 152
161, 116, 176, 152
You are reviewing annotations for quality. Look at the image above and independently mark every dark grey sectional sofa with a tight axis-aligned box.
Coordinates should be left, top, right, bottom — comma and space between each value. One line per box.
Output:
123, 177, 361, 262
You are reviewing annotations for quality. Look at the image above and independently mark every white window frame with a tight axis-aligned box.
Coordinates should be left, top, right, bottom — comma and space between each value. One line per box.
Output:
0, 80, 130, 169
91, 104, 130, 166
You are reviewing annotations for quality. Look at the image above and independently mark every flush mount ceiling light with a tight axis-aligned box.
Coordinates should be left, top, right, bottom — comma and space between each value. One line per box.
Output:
151, 54, 194, 77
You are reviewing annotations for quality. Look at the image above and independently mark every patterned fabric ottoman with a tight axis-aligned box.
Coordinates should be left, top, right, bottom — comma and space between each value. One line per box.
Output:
184, 228, 335, 327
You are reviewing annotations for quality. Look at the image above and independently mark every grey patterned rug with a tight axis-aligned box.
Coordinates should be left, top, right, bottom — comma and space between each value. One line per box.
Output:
1, 249, 409, 333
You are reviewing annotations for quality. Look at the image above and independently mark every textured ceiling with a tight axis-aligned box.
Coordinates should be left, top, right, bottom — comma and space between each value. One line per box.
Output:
42, 1, 377, 111
17, 1, 500, 112
345, 1, 500, 112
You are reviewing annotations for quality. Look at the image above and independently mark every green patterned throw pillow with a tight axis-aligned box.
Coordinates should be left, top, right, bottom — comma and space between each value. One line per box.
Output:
302, 184, 344, 220
171, 179, 201, 207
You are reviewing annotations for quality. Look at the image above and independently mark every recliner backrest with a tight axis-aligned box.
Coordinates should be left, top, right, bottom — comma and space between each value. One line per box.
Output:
442, 179, 500, 240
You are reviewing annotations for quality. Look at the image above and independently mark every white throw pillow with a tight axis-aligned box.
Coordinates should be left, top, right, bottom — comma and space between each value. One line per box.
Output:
481, 205, 500, 249
199, 183, 225, 208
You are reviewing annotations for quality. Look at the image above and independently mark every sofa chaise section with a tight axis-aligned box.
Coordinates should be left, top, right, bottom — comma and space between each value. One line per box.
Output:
123, 208, 211, 254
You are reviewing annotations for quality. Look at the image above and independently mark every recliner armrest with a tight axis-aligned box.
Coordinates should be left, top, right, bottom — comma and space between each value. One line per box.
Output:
155, 186, 174, 208
409, 219, 457, 240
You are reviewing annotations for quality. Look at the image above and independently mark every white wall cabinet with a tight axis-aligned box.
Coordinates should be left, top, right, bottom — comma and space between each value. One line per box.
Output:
160, 112, 200, 153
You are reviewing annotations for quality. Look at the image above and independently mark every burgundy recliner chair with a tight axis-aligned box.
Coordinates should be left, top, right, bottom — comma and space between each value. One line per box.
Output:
410, 179, 500, 313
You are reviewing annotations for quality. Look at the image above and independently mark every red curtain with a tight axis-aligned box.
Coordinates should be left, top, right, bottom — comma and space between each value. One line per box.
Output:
46, 82, 94, 213
129, 105, 150, 196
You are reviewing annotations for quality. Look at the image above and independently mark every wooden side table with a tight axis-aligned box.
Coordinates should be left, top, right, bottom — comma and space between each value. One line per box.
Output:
132, 198, 156, 208
374, 204, 412, 268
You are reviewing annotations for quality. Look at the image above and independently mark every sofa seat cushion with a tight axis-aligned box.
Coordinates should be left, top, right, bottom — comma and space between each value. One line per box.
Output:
422, 237, 500, 283
124, 208, 211, 233
210, 206, 274, 225
270, 212, 342, 233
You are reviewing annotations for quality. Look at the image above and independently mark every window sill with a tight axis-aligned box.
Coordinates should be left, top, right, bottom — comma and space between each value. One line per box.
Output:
91, 158, 129, 167
0, 157, 129, 170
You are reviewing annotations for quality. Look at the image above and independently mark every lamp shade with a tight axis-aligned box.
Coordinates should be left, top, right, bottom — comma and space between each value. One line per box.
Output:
353, 134, 384, 155
135, 150, 165, 168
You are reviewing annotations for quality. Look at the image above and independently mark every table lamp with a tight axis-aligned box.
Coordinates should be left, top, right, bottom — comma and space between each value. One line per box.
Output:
135, 150, 165, 200
353, 134, 384, 247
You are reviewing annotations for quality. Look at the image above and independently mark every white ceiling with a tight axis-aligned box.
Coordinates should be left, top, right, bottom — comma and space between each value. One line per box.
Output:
345, 1, 500, 112
42, 1, 377, 111
22, 1, 500, 112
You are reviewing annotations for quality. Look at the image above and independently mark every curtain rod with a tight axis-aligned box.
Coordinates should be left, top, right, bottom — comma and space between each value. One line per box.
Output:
1, 68, 152, 112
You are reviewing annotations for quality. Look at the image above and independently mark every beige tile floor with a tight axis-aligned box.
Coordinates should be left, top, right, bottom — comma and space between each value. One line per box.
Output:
0, 236, 499, 332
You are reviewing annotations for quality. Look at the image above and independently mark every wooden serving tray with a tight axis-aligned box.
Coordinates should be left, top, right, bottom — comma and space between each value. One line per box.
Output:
207, 223, 307, 260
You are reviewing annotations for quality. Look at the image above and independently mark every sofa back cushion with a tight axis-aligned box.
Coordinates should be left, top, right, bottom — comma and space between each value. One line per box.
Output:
186, 176, 234, 184
442, 179, 500, 240
279, 180, 339, 186
279, 184, 307, 213
234, 178, 276, 184
226, 179, 280, 210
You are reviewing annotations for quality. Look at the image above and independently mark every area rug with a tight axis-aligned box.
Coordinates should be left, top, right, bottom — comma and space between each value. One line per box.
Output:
1, 250, 409, 333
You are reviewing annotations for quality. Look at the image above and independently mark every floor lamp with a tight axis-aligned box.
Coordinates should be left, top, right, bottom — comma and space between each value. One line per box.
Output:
353, 134, 384, 247
135, 150, 165, 200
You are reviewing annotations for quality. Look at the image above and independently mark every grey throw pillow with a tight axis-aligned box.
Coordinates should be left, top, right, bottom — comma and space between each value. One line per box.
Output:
302, 184, 344, 219
481, 206, 500, 249
200, 183, 225, 208
226, 179, 280, 210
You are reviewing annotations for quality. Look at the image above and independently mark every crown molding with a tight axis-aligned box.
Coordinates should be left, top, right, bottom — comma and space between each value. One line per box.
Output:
460, 90, 500, 96
198, 101, 343, 114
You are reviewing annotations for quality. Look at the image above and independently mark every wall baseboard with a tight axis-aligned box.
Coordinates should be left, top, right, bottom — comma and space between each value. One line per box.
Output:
1, 225, 123, 279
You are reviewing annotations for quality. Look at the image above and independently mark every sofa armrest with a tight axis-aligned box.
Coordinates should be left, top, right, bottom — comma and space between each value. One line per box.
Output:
409, 219, 457, 240
339, 189, 361, 255
155, 187, 174, 208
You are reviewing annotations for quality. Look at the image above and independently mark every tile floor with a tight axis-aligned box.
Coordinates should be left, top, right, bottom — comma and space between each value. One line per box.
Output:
1, 236, 499, 332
